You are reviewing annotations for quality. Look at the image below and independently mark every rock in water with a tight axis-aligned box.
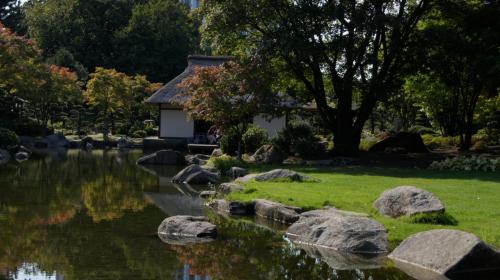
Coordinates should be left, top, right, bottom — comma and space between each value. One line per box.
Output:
389, 229, 500, 278
287, 208, 388, 254
227, 166, 248, 179
117, 137, 129, 150
373, 186, 444, 218
369, 132, 428, 153
252, 145, 285, 164
199, 190, 216, 199
136, 149, 185, 165
172, 164, 220, 185
15, 152, 29, 162
254, 199, 301, 225
218, 183, 245, 194
298, 244, 384, 270
158, 216, 217, 245
208, 199, 253, 216
0, 149, 11, 165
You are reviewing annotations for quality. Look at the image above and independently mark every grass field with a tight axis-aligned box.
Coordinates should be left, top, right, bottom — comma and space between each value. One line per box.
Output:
227, 166, 500, 248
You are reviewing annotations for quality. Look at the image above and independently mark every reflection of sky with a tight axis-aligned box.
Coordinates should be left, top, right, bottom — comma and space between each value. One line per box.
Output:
10, 263, 58, 280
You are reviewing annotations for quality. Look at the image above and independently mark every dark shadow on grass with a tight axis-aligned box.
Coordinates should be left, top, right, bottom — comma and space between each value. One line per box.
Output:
406, 212, 459, 226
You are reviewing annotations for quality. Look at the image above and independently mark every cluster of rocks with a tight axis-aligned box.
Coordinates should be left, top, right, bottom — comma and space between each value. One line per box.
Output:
0, 146, 32, 165
158, 181, 500, 278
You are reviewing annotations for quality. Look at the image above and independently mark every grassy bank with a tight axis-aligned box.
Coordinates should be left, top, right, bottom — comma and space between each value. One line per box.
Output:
227, 166, 500, 248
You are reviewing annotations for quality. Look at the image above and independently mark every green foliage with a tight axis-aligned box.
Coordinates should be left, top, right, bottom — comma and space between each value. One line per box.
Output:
429, 155, 499, 172
272, 122, 321, 158
131, 130, 147, 138
206, 154, 243, 174
407, 212, 458, 226
220, 126, 242, 156
421, 134, 460, 150
0, 127, 19, 148
408, 125, 437, 135
359, 139, 377, 152
242, 125, 269, 154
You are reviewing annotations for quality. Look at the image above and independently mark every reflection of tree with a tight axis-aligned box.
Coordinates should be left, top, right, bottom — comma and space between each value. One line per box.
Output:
82, 175, 147, 222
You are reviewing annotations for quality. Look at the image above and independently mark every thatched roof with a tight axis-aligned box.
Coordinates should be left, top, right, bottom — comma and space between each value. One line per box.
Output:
145, 55, 232, 105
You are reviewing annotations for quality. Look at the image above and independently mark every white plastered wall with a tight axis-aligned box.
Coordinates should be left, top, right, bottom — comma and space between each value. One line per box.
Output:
160, 110, 194, 138
253, 114, 287, 138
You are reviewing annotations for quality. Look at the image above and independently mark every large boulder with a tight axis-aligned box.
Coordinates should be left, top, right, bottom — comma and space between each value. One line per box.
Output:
238, 169, 311, 183
211, 148, 223, 157
172, 164, 220, 185
208, 199, 253, 216
251, 145, 285, 164
0, 149, 11, 165
298, 244, 384, 270
369, 132, 429, 153
46, 133, 70, 148
374, 186, 445, 218
254, 199, 301, 225
158, 216, 217, 245
185, 154, 211, 165
227, 166, 248, 179
15, 152, 29, 162
218, 182, 245, 194
287, 208, 388, 254
136, 149, 185, 165
389, 229, 500, 278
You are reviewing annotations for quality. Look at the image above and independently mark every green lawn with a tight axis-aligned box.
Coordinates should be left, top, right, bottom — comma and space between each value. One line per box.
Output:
227, 166, 500, 248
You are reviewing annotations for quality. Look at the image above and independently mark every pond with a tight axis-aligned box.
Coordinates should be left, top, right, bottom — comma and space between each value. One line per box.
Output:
0, 149, 415, 280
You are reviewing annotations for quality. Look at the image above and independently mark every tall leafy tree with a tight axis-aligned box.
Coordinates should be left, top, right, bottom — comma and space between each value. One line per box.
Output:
202, 0, 432, 155
115, 0, 198, 82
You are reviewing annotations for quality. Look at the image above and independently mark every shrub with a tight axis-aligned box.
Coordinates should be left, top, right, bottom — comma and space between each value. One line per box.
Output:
272, 122, 321, 158
0, 128, 20, 148
242, 125, 269, 154
429, 155, 499, 172
131, 130, 147, 138
409, 125, 437, 135
359, 139, 378, 151
421, 135, 460, 149
220, 126, 241, 156
472, 140, 488, 152
207, 154, 243, 174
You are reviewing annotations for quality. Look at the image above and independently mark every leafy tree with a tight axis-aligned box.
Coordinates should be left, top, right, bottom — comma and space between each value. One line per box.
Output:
114, 0, 198, 82
84, 67, 159, 139
411, 0, 500, 150
0, 0, 24, 33
180, 60, 275, 157
201, 0, 432, 155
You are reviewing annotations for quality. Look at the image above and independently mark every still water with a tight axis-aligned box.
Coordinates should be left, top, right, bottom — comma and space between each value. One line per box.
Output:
0, 149, 415, 280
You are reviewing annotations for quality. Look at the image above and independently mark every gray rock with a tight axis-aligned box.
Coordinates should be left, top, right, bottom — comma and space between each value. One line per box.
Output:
227, 166, 248, 179
46, 133, 69, 148
208, 199, 253, 216
239, 169, 310, 182
199, 190, 216, 199
117, 137, 129, 150
0, 149, 11, 165
389, 229, 500, 278
185, 154, 210, 165
373, 186, 445, 218
84, 142, 93, 150
254, 199, 301, 225
251, 145, 285, 164
211, 148, 223, 157
298, 244, 384, 270
158, 215, 217, 245
218, 182, 245, 194
287, 208, 388, 254
136, 149, 185, 165
172, 164, 220, 185
15, 152, 29, 162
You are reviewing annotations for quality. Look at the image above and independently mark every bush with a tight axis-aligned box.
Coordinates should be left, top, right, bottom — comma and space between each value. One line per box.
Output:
421, 135, 460, 149
359, 139, 378, 151
220, 126, 241, 156
0, 118, 51, 137
242, 125, 269, 154
0, 128, 20, 148
206, 154, 243, 174
272, 122, 321, 158
429, 155, 499, 172
131, 130, 147, 138
408, 212, 458, 226
409, 125, 437, 135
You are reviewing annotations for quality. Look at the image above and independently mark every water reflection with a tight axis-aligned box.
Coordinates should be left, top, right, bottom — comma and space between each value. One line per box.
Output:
0, 149, 416, 280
